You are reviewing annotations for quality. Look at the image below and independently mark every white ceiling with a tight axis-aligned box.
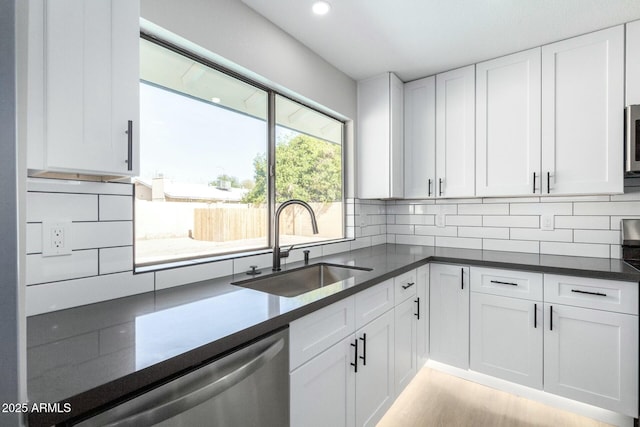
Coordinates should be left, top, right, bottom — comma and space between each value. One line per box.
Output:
241, 0, 640, 82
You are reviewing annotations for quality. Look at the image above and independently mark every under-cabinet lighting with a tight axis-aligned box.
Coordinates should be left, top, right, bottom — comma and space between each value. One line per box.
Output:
312, 1, 331, 15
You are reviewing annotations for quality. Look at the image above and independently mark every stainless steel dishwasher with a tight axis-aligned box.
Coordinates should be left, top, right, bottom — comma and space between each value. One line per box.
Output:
76, 328, 289, 427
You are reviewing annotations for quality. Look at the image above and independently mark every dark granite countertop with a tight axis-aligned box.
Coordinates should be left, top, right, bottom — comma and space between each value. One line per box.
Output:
26, 244, 640, 426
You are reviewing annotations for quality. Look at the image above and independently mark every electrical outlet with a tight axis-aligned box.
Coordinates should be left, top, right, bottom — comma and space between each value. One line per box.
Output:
541, 214, 554, 231
436, 213, 446, 228
42, 221, 72, 257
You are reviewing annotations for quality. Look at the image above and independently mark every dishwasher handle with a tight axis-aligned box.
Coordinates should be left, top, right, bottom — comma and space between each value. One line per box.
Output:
96, 336, 285, 427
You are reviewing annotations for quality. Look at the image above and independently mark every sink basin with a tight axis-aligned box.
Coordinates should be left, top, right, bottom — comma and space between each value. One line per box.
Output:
231, 263, 373, 297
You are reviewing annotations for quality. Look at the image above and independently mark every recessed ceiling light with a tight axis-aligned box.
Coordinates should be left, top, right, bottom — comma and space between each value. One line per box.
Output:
211, 97, 221, 103
312, 1, 331, 16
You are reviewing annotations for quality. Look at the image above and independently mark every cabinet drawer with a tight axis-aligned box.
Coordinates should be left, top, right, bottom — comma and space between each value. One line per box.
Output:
290, 296, 355, 370
471, 267, 542, 301
394, 270, 417, 303
355, 279, 394, 330
544, 274, 639, 315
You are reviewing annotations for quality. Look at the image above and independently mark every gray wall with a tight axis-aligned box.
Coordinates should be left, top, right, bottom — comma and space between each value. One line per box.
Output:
0, 0, 23, 425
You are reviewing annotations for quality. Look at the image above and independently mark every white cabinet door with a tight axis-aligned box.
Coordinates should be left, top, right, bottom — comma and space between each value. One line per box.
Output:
436, 66, 475, 198
476, 48, 541, 197
357, 72, 403, 199
429, 264, 469, 369
355, 309, 395, 427
626, 20, 640, 105
470, 293, 543, 389
394, 296, 417, 394
30, 0, 140, 176
541, 26, 624, 195
290, 336, 356, 427
416, 264, 429, 367
404, 76, 436, 198
544, 303, 638, 417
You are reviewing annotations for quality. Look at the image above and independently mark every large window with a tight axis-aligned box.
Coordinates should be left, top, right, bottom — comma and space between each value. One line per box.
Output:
135, 37, 345, 267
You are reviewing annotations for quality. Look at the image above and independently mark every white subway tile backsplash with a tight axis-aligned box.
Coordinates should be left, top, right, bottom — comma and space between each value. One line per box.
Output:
233, 253, 272, 274
611, 244, 622, 259
540, 241, 610, 258
458, 203, 509, 215
435, 236, 482, 250
395, 234, 435, 246
482, 239, 539, 254
26, 271, 154, 316
155, 260, 233, 290
482, 215, 539, 228
350, 236, 371, 250
574, 201, 640, 216
99, 195, 133, 221
510, 228, 572, 242
554, 216, 610, 230
26, 222, 134, 253
371, 234, 387, 246
26, 250, 99, 285
395, 215, 435, 225
286, 246, 322, 264
509, 202, 572, 215
414, 225, 458, 237
387, 224, 415, 235
573, 229, 620, 245
541, 195, 610, 203
386, 204, 413, 215
99, 247, 133, 274
610, 191, 640, 201
435, 198, 476, 204
27, 192, 98, 222
446, 215, 482, 226
414, 204, 457, 215
27, 178, 132, 196
322, 241, 352, 256
482, 197, 540, 204
610, 216, 640, 230
458, 227, 509, 239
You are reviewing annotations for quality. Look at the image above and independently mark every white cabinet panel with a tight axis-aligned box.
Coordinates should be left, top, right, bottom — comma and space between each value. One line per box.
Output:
357, 72, 403, 199
404, 76, 436, 198
394, 297, 417, 393
541, 26, 624, 195
436, 66, 475, 198
544, 303, 638, 417
355, 309, 395, 427
355, 279, 394, 330
476, 48, 541, 197
627, 20, 640, 105
291, 336, 355, 427
416, 265, 429, 367
470, 267, 543, 301
470, 293, 543, 389
429, 264, 469, 369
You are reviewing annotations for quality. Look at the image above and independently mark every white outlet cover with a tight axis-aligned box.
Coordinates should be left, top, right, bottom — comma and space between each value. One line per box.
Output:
436, 213, 446, 228
541, 214, 554, 231
42, 220, 72, 257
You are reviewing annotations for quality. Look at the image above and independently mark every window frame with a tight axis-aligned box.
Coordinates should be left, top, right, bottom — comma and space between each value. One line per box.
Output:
135, 33, 349, 270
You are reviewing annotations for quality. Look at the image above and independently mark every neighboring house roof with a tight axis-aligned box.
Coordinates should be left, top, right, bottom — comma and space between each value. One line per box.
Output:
134, 178, 248, 202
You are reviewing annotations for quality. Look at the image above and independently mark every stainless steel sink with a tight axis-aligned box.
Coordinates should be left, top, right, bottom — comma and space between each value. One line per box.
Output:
231, 263, 373, 297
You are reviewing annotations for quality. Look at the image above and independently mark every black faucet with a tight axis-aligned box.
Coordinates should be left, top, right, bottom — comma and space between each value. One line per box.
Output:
272, 199, 319, 271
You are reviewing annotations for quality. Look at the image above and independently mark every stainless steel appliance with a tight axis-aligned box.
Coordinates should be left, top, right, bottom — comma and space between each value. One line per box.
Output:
75, 328, 289, 427
622, 219, 640, 268
625, 105, 640, 173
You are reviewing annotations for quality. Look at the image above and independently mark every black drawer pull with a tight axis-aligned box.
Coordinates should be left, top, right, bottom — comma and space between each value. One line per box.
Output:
351, 339, 358, 372
571, 289, 607, 297
461, 268, 464, 290
490, 280, 518, 286
126, 120, 133, 171
359, 333, 367, 366
439, 178, 443, 196
534, 303, 537, 328
547, 171, 551, 194
532, 172, 536, 194
402, 282, 415, 290
414, 297, 420, 319
549, 305, 553, 331
428, 179, 432, 197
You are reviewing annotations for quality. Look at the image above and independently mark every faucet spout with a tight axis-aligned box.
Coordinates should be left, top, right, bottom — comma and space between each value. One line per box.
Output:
273, 199, 319, 271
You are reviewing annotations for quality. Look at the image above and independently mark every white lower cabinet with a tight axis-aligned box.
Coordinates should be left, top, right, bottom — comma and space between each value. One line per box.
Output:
429, 264, 469, 369
544, 303, 638, 417
394, 293, 418, 393
470, 293, 543, 389
416, 265, 429, 368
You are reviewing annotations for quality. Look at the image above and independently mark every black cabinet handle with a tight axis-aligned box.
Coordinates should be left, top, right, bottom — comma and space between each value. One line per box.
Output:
439, 178, 443, 196
461, 268, 464, 290
428, 179, 432, 197
490, 280, 518, 287
414, 297, 420, 319
549, 305, 553, 331
402, 282, 415, 290
534, 303, 537, 328
126, 120, 133, 171
547, 171, 551, 194
571, 289, 607, 297
351, 339, 358, 372
532, 172, 536, 194
359, 334, 367, 366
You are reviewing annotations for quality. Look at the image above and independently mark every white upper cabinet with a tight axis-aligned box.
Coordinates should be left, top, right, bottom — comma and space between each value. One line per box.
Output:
626, 20, 640, 105
436, 65, 476, 198
27, 0, 140, 177
541, 25, 624, 195
476, 48, 541, 197
404, 76, 436, 198
357, 72, 404, 199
